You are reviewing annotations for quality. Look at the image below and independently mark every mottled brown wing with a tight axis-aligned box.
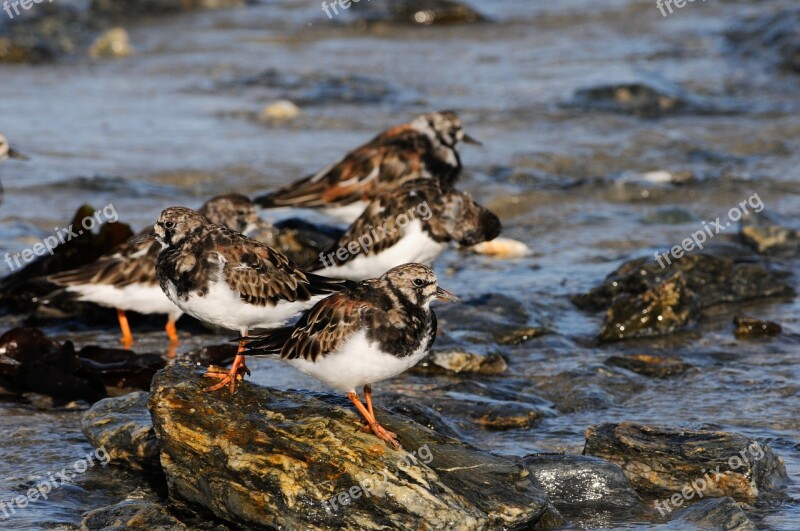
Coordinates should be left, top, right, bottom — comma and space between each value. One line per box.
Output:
255, 126, 429, 209
323, 197, 404, 266
216, 237, 345, 306
47, 230, 159, 288
244, 292, 370, 362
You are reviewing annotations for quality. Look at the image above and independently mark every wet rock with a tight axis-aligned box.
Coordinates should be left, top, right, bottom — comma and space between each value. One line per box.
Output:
522, 454, 643, 519
739, 211, 800, 256
584, 423, 788, 501
351, 0, 487, 26
600, 271, 697, 342
604, 354, 693, 379
533, 365, 644, 413
411, 349, 508, 376
563, 80, 737, 118
436, 293, 546, 346
384, 401, 462, 439
0, 327, 106, 404
0, 328, 165, 404
89, 27, 132, 58
81, 500, 188, 530
77, 346, 165, 392
573, 253, 794, 342
402, 381, 554, 431
220, 70, 411, 106
90, 0, 247, 20
149, 365, 551, 529
271, 217, 343, 269
81, 392, 160, 472
672, 497, 756, 531
0, 4, 93, 63
733, 317, 781, 339
493, 326, 545, 345
725, 8, 800, 74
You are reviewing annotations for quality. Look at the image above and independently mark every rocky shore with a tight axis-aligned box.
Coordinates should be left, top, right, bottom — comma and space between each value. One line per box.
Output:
78, 365, 787, 529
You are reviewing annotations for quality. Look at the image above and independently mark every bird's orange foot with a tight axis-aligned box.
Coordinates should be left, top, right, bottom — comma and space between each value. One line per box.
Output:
203, 360, 250, 394
368, 422, 400, 450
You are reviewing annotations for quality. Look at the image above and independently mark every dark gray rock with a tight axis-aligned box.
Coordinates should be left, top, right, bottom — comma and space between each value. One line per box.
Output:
672, 497, 756, 530
563, 81, 740, 118
148, 365, 552, 530
522, 454, 642, 514
604, 354, 693, 379
351, 0, 487, 26
584, 423, 788, 501
81, 500, 187, 530
573, 253, 794, 341
82, 391, 160, 472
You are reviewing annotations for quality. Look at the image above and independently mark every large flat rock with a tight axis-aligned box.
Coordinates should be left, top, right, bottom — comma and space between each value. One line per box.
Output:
148, 364, 552, 530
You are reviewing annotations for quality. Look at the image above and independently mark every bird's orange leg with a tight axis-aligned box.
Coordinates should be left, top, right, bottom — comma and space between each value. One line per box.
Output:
117, 309, 134, 348
347, 390, 400, 450
165, 318, 179, 359
203, 340, 250, 394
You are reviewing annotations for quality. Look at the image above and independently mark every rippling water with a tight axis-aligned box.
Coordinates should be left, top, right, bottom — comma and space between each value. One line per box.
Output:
1, 0, 798, 528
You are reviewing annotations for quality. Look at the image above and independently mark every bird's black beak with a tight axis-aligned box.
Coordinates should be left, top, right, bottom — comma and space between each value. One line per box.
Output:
129, 231, 156, 245
7, 147, 28, 160
462, 133, 482, 146
435, 286, 460, 303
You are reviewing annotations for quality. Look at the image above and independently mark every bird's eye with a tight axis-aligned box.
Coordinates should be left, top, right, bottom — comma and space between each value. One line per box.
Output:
413, 278, 424, 287
449, 127, 458, 136
164, 221, 175, 229
237, 209, 246, 215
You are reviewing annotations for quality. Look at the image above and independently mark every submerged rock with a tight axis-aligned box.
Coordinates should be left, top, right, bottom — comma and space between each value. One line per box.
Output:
584, 423, 788, 501
387, 380, 555, 432
148, 365, 552, 529
563, 81, 738, 118
573, 253, 794, 341
533, 365, 644, 413
0, 4, 93, 63
604, 354, 693, 379
739, 211, 800, 257
522, 454, 644, 523
411, 349, 508, 376
82, 391, 160, 472
733, 317, 782, 339
725, 8, 800, 74
351, 0, 487, 26
90, 0, 247, 20
672, 496, 756, 531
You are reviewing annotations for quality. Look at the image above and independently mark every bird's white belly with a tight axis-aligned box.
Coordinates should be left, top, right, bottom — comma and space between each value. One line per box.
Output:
284, 329, 431, 392
317, 220, 447, 280
70, 283, 181, 317
166, 279, 323, 332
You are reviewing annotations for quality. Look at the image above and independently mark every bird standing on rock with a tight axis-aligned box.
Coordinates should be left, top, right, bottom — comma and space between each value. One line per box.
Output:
254, 110, 481, 222
151, 206, 350, 392
241, 263, 458, 449
47, 194, 267, 351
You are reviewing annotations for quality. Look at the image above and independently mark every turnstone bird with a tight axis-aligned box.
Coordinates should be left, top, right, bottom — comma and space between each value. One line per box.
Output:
313, 179, 501, 280
152, 206, 349, 392
47, 194, 264, 349
0, 134, 27, 204
0, 134, 26, 161
242, 263, 458, 449
254, 110, 481, 222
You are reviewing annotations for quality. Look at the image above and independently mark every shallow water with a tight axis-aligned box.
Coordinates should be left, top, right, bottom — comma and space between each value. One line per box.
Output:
1, 0, 798, 528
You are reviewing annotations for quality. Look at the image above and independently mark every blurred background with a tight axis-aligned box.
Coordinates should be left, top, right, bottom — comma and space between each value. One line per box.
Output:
1, 0, 798, 529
